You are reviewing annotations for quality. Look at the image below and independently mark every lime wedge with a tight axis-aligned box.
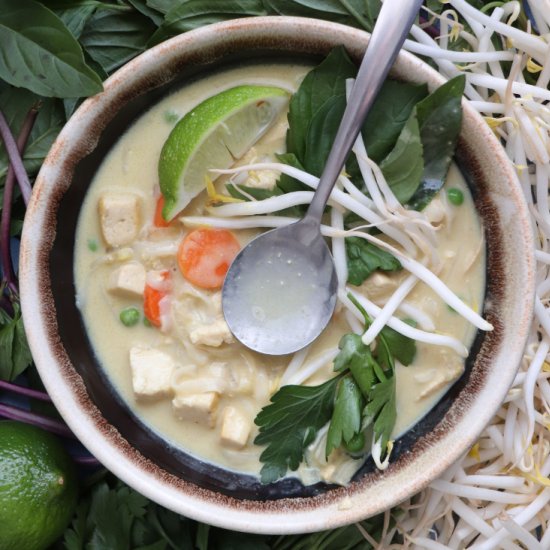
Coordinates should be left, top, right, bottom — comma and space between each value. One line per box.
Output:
158, 85, 290, 220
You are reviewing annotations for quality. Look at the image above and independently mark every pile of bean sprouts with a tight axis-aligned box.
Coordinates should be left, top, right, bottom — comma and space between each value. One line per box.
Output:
386, 1, 550, 547
192, 2, 550, 546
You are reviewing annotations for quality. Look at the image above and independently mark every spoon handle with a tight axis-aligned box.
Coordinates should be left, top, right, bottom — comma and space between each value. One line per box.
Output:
305, 0, 424, 223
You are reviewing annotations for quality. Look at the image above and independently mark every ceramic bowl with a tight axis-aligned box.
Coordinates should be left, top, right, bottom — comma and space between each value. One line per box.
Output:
20, 16, 535, 534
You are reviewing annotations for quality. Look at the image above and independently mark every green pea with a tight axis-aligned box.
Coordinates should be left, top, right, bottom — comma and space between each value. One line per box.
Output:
164, 110, 179, 124
120, 307, 140, 327
447, 187, 464, 206
344, 431, 365, 453
143, 317, 152, 328
87, 238, 98, 252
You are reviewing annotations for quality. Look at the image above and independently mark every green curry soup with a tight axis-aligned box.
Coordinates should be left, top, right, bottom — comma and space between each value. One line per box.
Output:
74, 62, 485, 485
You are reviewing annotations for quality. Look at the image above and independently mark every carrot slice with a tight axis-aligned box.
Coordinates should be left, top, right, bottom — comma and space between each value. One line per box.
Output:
178, 228, 241, 290
153, 195, 170, 228
143, 271, 170, 327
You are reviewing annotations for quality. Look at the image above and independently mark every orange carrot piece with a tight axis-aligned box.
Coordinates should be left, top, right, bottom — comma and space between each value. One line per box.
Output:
143, 271, 170, 327
177, 228, 241, 290
154, 195, 170, 228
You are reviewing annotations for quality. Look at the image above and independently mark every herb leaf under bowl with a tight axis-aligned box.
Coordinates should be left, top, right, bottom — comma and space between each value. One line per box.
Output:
0, 304, 32, 381
0, 0, 103, 98
0, 87, 65, 188
80, 8, 157, 74
149, 0, 268, 45
263, 0, 378, 31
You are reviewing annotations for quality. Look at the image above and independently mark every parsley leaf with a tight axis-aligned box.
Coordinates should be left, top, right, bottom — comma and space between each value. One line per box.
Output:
333, 333, 376, 395
345, 236, 402, 286
379, 324, 417, 367
363, 376, 396, 452
87, 482, 148, 548
326, 375, 364, 456
254, 376, 341, 483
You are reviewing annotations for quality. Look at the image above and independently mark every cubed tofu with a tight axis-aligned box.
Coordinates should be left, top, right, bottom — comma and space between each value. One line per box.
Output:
189, 319, 234, 347
129, 346, 174, 399
172, 392, 219, 427
362, 272, 397, 300
245, 169, 278, 190
424, 198, 447, 225
107, 262, 146, 297
417, 362, 463, 400
99, 193, 141, 247
220, 406, 251, 449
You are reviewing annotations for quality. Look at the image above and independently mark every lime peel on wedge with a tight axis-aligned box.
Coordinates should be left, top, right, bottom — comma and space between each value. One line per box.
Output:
158, 85, 290, 220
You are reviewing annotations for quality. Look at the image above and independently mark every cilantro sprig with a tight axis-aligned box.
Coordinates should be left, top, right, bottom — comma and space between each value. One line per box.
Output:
253, 294, 416, 484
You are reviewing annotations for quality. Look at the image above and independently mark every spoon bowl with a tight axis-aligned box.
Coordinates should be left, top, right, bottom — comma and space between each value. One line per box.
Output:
223, 219, 337, 354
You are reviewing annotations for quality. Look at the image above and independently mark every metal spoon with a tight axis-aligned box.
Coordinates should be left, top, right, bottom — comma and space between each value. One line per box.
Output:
222, 0, 423, 355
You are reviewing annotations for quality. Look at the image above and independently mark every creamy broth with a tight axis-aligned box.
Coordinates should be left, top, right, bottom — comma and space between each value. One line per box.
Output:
74, 63, 485, 484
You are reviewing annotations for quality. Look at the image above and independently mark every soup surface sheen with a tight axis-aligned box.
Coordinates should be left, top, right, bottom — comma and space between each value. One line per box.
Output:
74, 63, 485, 485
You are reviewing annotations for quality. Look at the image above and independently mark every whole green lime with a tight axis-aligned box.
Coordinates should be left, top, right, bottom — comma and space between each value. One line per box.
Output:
0, 421, 78, 550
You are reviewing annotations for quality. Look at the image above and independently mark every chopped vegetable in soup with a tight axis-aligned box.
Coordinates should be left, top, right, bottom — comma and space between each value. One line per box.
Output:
74, 52, 489, 486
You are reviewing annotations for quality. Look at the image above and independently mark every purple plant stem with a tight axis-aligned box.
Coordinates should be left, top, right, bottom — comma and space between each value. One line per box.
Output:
419, 15, 441, 39
0, 379, 51, 401
0, 402, 75, 438
0, 109, 33, 206
73, 454, 101, 466
1, 106, 39, 292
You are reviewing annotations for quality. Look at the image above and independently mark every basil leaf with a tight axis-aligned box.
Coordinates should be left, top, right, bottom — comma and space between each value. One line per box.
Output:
407, 75, 466, 210
0, 0, 103, 97
286, 46, 356, 162
80, 9, 156, 74
254, 376, 340, 483
149, 0, 266, 45
303, 94, 346, 176
45, 0, 99, 39
275, 152, 309, 195
263, 0, 375, 31
363, 376, 396, 452
380, 111, 424, 204
362, 80, 428, 163
326, 376, 364, 456
345, 236, 401, 286
226, 181, 304, 218
127, 0, 164, 26
0, 87, 65, 185
226, 184, 282, 202
145, 0, 175, 13
0, 305, 32, 381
